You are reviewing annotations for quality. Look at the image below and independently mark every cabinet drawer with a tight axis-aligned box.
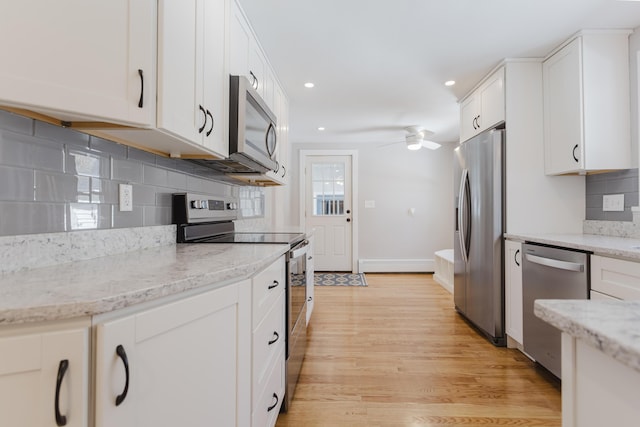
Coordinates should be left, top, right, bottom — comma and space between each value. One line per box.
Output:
253, 257, 285, 328
591, 255, 640, 300
253, 292, 285, 402
252, 348, 285, 427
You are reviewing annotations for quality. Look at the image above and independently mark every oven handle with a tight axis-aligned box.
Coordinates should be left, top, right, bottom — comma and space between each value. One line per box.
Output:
289, 240, 309, 259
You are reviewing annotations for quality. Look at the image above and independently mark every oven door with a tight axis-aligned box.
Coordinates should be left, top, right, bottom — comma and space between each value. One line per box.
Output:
288, 240, 308, 337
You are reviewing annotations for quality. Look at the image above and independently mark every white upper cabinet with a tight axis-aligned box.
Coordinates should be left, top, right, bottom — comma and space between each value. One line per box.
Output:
157, 0, 229, 158
0, 0, 155, 127
459, 67, 505, 143
543, 31, 631, 175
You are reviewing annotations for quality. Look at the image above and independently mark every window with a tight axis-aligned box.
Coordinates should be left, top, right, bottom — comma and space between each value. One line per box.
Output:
311, 162, 345, 216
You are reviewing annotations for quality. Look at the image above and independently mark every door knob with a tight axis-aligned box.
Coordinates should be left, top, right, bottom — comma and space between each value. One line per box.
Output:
346, 209, 351, 214
346, 218, 351, 222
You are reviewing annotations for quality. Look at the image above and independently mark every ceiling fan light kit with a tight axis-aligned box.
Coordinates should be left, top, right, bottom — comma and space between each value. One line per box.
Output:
404, 126, 441, 151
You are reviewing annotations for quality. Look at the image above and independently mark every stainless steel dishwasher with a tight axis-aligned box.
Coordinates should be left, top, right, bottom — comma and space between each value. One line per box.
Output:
522, 243, 590, 378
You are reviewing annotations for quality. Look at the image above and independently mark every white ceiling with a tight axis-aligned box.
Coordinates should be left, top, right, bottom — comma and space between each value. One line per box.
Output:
238, 0, 640, 147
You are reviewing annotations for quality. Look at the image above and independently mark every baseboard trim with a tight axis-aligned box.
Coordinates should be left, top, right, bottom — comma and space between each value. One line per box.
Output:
358, 259, 434, 273
433, 274, 453, 294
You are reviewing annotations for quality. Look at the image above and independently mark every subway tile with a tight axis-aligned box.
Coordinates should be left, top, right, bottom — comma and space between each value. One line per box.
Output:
66, 148, 110, 178
167, 170, 188, 190
156, 192, 173, 207
143, 206, 172, 226
91, 178, 119, 204
68, 203, 99, 230
89, 136, 127, 158
625, 192, 639, 208
585, 194, 602, 209
0, 166, 33, 201
112, 158, 143, 183
605, 178, 638, 194
586, 207, 605, 221
143, 165, 168, 187
96, 204, 113, 229
0, 202, 65, 236
156, 156, 179, 170
0, 110, 33, 135
113, 207, 144, 228
35, 172, 89, 203
34, 121, 89, 148
0, 130, 64, 172
127, 146, 157, 164
585, 179, 607, 195
131, 184, 157, 206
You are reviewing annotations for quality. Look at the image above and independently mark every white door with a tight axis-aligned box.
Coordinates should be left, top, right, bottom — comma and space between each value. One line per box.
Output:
305, 155, 353, 271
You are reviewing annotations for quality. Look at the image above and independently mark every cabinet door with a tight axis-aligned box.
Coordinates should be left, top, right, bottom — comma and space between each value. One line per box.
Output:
505, 240, 523, 344
543, 38, 583, 174
157, 0, 201, 145
478, 69, 505, 132
459, 95, 479, 143
229, 1, 251, 77
202, 0, 230, 157
0, 0, 154, 126
0, 328, 89, 427
306, 235, 315, 325
95, 282, 245, 427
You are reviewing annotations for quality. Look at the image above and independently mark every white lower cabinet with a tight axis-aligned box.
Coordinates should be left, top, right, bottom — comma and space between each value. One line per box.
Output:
562, 333, 640, 427
306, 235, 315, 325
251, 257, 286, 427
504, 240, 523, 345
94, 281, 246, 427
0, 321, 89, 427
591, 255, 640, 300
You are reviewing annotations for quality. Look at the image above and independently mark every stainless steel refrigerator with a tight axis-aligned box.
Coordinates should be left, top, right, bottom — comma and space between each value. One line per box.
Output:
453, 127, 506, 346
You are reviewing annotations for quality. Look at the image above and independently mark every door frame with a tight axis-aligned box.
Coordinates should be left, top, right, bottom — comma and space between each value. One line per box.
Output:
299, 149, 359, 273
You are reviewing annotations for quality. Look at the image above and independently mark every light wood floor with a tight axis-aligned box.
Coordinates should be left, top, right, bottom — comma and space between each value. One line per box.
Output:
276, 273, 561, 427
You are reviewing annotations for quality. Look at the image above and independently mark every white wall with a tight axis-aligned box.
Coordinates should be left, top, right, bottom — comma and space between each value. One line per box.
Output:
286, 141, 455, 272
631, 26, 640, 170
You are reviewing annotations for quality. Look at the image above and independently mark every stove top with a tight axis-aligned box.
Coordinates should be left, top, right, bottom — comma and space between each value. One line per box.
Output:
191, 232, 305, 245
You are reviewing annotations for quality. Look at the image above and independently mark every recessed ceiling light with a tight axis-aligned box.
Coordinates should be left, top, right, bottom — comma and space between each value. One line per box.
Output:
445, 80, 456, 87
318, 127, 325, 131
304, 82, 315, 88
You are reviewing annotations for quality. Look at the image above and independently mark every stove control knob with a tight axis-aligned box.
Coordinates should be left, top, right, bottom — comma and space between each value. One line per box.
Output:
201, 200, 209, 209
191, 200, 200, 209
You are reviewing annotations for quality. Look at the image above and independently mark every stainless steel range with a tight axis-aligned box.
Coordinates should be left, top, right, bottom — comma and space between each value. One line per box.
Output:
172, 192, 308, 412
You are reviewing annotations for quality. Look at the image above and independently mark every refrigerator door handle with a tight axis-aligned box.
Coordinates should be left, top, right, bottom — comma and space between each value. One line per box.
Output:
458, 168, 470, 263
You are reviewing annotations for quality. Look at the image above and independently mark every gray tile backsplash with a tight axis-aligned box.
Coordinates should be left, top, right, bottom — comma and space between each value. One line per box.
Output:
586, 169, 639, 221
0, 109, 262, 237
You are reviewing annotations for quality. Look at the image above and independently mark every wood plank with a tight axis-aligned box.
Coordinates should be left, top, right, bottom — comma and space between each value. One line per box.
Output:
276, 273, 560, 426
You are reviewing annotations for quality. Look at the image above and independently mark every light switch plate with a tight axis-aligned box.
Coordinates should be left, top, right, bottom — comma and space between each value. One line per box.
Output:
603, 194, 624, 212
364, 200, 376, 209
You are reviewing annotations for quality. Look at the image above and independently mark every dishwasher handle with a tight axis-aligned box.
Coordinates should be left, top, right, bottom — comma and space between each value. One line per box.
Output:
525, 253, 584, 272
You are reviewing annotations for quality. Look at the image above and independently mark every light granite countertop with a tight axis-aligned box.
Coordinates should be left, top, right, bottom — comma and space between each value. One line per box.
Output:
505, 232, 640, 261
0, 242, 289, 326
535, 300, 640, 373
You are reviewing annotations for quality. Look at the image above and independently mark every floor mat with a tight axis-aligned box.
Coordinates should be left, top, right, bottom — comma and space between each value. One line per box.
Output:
314, 272, 368, 286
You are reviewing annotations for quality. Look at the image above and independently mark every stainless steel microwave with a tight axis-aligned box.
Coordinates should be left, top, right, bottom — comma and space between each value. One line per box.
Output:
228, 75, 278, 173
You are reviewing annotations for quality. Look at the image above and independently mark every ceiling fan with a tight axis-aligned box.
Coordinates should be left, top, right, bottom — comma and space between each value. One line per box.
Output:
403, 126, 441, 150
380, 126, 441, 150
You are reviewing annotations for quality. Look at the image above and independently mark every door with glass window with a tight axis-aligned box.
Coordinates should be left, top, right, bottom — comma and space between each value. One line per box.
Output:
305, 155, 352, 271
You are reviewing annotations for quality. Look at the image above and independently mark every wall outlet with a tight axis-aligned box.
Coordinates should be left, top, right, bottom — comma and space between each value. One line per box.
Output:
119, 184, 133, 212
603, 194, 624, 212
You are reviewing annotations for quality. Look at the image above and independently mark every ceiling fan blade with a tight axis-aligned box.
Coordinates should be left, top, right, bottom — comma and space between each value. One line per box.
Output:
420, 140, 441, 150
